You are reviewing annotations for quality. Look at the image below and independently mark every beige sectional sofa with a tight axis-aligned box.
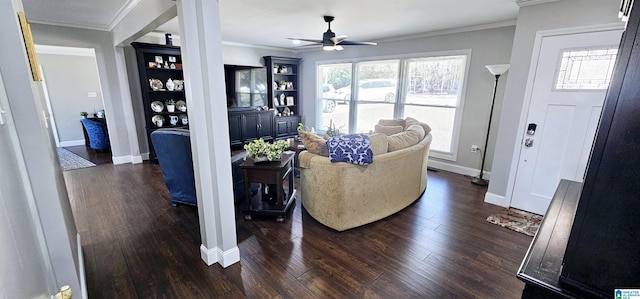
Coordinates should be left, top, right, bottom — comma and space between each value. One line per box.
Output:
299, 118, 432, 231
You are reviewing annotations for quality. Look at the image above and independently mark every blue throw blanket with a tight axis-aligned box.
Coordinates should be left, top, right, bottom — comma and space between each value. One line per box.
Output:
327, 134, 374, 165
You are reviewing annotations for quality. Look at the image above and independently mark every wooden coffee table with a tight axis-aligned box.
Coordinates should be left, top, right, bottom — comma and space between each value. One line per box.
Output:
240, 152, 296, 222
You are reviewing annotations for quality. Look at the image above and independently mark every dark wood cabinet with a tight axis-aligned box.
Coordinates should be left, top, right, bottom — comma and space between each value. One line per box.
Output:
275, 115, 299, 139
228, 110, 274, 146
559, 7, 640, 297
264, 56, 301, 139
228, 113, 243, 146
131, 42, 186, 161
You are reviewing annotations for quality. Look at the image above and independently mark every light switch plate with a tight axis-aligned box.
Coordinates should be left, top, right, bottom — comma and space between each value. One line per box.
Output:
88, 92, 98, 98
0, 107, 5, 126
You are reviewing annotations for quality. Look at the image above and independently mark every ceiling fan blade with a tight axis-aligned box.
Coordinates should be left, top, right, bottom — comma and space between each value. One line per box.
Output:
296, 44, 322, 48
331, 35, 349, 44
338, 40, 377, 46
288, 38, 323, 44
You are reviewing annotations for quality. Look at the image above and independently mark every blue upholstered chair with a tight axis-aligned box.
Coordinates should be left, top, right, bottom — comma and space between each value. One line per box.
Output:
150, 129, 197, 206
81, 118, 110, 151
150, 128, 255, 207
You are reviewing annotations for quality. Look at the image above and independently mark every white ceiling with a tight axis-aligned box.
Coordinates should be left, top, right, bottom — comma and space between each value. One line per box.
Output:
22, 0, 520, 49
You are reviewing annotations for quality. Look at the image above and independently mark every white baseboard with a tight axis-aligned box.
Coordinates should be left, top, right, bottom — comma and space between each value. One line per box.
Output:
77, 234, 88, 299
217, 246, 240, 268
427, 159, 491, 180
484, 192, 510, 207
200, 244, 240, 267
59, 140, 85, 147
141, 152, 150, 161
200, 245, 217, 266
112, 155, 144, 165
131, 155, 143, 164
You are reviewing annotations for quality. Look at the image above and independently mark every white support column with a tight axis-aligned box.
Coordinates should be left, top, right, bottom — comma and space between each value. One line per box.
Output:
114, 46, 143, 164
176, 0, 239, 267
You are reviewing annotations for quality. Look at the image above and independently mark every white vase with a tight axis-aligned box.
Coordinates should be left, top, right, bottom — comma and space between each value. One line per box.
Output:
167, 105, 175, 112
166, 78, 175, 91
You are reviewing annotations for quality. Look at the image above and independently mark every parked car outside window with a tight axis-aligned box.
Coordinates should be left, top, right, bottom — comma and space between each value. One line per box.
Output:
334, 79, 397, 103
321, 83, 341, 113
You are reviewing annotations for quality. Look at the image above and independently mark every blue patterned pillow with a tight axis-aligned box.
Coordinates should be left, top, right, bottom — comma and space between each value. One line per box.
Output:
327, 134, 374, 165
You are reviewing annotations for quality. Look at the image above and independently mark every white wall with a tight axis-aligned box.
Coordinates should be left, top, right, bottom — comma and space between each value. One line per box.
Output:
30, 24, 142, 164
38, 52, 104, 145
297, 25, 516, 173
487, 0, 623, 204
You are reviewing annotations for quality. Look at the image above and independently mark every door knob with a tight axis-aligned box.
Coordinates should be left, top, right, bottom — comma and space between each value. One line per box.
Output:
525, 138, 534, 148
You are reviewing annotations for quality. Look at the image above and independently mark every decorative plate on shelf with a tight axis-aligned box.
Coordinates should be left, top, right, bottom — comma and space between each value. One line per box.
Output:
150, 101, 164, 112
152, 115, 164, 127
176, 100, 187, 112
149, 78, 163, 91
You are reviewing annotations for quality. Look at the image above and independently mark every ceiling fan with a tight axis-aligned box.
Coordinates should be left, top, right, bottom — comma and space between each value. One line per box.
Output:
289, 16, 377, 51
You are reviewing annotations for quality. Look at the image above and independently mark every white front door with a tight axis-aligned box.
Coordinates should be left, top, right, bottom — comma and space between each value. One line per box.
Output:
0, 73, 57, 296
511, 29, 622, 215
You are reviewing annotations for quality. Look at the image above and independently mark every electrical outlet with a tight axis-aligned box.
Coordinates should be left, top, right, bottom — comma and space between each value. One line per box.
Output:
471, 145, 479, 152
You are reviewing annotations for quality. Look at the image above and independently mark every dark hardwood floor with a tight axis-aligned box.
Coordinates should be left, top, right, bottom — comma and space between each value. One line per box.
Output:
63, 163, 532, 298
64, 145, 112, 165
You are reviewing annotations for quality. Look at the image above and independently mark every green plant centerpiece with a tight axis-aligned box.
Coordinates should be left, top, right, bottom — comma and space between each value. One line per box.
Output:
80, 111, 88, 118
244, 138, 289, 162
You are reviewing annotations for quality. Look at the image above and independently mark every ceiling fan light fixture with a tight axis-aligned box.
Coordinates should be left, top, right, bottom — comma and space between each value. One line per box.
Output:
292, 16, 376, 51
291, 39, 301, 45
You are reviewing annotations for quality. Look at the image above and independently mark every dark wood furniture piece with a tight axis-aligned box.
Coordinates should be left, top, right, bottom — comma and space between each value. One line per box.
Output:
132, 42, 186, 162
228, 109, 274, 147
275, 115, 300, 139
264, 56, 301, 139
240, 152, 296, 222
518, 4, 640, 298
518, 180, 582, 298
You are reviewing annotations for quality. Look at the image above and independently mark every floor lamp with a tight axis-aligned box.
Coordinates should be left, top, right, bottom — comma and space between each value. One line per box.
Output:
472, 64, 510, 186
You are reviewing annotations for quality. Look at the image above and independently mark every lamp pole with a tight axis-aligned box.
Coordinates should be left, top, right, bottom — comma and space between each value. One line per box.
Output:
472, 64, 509, 186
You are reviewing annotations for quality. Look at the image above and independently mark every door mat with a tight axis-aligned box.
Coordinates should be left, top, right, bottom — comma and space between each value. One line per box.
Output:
486, 208, 543, 236
57, 147, 96, 171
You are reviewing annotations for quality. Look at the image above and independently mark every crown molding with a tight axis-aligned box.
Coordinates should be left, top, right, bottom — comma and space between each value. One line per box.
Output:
375, 20, 517, 44
515, 0, 559, 7
107, 0, 142, 31
27, 18, 109, 31
27, 0, 142, 32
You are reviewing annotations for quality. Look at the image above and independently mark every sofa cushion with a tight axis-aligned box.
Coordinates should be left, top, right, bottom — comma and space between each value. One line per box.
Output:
299, 130, 329, 156
374, 124, 403, 136
369, 133, 388, 155
405, 117, 432, 135
378, 119, 407, 129
387, 124, 426, 152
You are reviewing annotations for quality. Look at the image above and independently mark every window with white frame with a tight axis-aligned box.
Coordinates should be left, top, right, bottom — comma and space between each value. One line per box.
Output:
555, 46, 618, 90
316, 52, 469, 160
